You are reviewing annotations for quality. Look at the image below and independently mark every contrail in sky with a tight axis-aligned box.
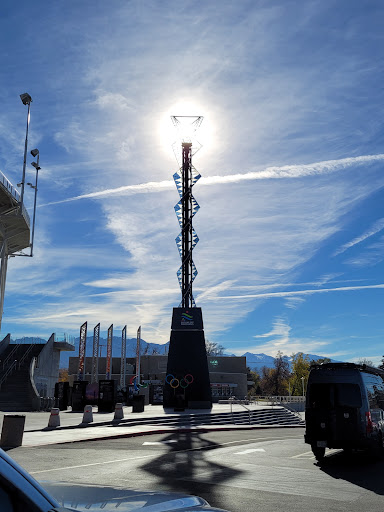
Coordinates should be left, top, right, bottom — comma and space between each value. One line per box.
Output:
334, 217, 384, 256
216, 283, 384, 300
40, 153, 384, 207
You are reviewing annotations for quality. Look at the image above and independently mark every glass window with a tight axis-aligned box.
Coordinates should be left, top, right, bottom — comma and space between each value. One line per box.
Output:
0, 486, 14, 512
308, 383, 361, 408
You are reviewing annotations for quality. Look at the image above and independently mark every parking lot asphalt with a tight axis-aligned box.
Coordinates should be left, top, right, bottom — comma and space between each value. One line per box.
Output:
0, 403, 305, 448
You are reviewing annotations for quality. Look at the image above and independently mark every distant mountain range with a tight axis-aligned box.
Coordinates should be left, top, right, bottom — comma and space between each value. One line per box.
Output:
13, 337, 337, 371
56, 337, 170, 368
239, 352, 339, 372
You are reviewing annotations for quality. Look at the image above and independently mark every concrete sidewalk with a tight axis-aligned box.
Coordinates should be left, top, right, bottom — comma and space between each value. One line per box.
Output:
0, 403, 305, 448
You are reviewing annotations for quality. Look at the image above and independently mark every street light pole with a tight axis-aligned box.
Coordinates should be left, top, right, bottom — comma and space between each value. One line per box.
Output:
19, 93, 32, 215
28, 150, 40, 257
301, 376, 305, 397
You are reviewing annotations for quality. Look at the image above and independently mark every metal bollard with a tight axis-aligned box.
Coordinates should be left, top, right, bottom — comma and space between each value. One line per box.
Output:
82, 405, 93, 423
48, 408, 60, 428
114, 403, 124, 420
0, 415, 26, 448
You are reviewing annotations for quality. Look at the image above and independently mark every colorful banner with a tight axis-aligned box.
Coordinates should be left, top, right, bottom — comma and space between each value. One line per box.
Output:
136, 326, 141, 385
120, 325, 127, 388
106, 324, 113, 380
77, 322, 87, 381
91, 323, 100, 384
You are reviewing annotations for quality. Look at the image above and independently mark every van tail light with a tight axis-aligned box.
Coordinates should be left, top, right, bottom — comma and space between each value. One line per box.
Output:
366, 411, 373, 434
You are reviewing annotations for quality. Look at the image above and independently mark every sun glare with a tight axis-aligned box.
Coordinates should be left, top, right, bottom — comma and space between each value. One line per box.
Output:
157, 100, 214, 158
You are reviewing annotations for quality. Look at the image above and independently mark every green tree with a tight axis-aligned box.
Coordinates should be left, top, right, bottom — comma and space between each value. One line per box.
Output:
289, 352, 310, 396
247, 367, 261, 397
58, 368, 69, 382
259, 352, 291, 396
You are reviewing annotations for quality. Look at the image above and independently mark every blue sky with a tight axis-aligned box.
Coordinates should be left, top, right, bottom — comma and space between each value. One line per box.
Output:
1, 0, 384, 364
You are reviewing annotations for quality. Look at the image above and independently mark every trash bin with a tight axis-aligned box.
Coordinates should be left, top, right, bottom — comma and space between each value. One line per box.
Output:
132, 394, 145, 413
0, 415, 26, 448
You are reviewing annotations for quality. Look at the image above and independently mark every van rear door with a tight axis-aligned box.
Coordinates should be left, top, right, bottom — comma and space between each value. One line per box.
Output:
306, 382, 362, 446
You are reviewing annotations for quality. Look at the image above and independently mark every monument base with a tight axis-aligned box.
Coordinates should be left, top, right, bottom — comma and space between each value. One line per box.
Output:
163, 308, 212, 409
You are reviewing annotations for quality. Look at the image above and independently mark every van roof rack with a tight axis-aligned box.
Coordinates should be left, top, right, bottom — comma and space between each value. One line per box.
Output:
310, 362, 384, 378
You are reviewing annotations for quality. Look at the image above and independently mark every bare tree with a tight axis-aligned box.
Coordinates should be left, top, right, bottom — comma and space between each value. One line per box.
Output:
272, 351, 290, 395
357, 358, 375, 367
205, 340, 226, 356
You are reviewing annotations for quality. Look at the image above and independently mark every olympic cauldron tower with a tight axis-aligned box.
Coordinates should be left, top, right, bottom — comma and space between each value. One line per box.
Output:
163, 116, 212, 409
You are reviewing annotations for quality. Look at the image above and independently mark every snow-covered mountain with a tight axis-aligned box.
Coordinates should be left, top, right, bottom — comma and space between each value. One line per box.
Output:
55, 337, 169, 368
15, 334, 337, 371
242, 352, 340, 372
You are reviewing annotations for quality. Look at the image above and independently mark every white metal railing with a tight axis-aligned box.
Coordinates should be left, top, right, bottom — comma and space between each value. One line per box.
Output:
0, 170, 20, 202
250, 395, 305, 404
0, 170, 31, 227
55, 333, 75, 346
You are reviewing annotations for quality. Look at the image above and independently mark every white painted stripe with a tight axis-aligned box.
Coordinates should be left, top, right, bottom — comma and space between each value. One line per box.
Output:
234, 448, 266, 454
291, 451, 315, 459
143, 440, 177, 445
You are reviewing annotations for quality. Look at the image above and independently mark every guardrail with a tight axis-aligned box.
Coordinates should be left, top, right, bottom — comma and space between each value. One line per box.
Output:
250, 395, 305, 404
0, 170, 20, 203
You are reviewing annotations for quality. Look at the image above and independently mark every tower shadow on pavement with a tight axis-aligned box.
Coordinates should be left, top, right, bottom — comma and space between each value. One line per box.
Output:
141, 427, 242, 510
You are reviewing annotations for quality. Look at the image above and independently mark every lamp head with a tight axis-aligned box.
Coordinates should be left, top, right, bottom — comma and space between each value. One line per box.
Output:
171, 116, 203, 142
20, 93, 32, 105
30, 148, 39, 157
31, 162, 41, 170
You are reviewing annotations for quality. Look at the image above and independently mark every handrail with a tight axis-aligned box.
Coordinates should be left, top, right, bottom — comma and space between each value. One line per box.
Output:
229, 396, 252, 424
18, 343, 35, 369
0, 360, 17, 389
281, 402, 304, 420
2, 344, 20, 370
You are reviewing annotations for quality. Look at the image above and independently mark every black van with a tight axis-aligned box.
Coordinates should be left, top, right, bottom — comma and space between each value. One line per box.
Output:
304, 362, 384, 460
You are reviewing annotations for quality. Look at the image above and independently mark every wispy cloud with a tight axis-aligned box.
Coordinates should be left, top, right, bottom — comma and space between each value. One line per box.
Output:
253, 318, 291, 339
216, 283, 384, 301
334, 218, 384, 256
39, 153, 384, 207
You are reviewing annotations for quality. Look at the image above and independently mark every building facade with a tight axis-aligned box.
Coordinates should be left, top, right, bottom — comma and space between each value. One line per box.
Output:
68, 354, 247, 402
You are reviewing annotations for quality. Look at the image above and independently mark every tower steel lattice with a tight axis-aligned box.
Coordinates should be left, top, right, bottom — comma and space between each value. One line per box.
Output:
172, 116, 203, 308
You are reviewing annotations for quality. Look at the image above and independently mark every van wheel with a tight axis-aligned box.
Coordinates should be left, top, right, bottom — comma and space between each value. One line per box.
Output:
311, 445, 326, 461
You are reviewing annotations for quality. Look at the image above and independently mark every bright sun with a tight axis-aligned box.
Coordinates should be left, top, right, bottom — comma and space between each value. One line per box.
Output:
157, 99, 214, 158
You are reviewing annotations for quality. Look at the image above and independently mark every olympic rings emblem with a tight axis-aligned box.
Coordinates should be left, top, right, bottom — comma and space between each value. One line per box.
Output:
166, 374, 194, 388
